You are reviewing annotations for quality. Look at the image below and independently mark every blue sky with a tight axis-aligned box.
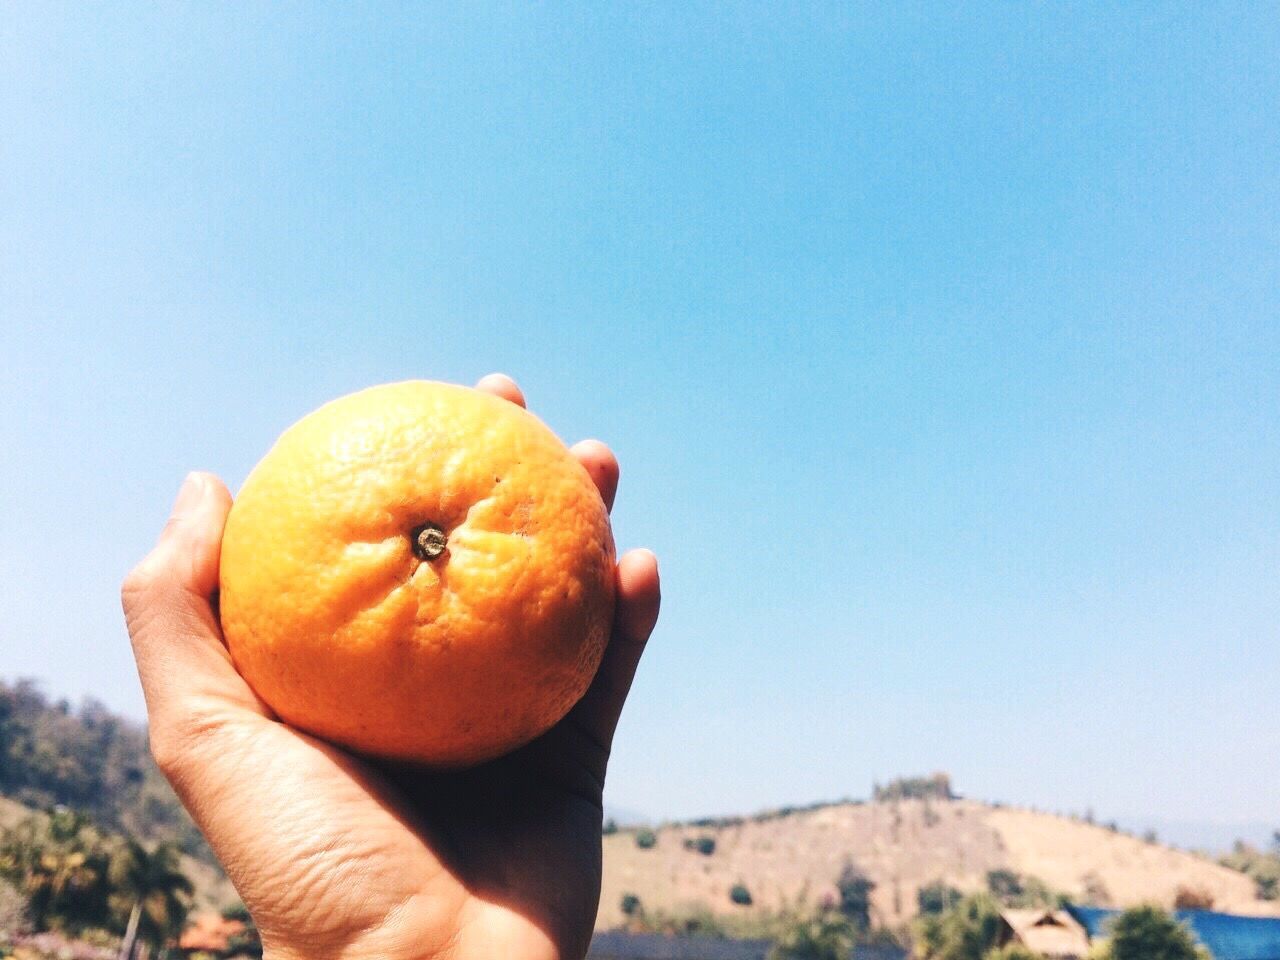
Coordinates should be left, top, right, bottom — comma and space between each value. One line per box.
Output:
2, 4, 1277, 837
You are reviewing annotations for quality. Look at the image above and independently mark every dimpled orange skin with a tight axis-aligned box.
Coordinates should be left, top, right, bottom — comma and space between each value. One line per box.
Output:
218, 381, 616, 768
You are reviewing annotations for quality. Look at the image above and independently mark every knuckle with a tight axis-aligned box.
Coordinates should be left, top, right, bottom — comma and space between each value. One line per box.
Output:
121, 554, 171, 606
120, 564, 156, 605
121, 554, 184, 620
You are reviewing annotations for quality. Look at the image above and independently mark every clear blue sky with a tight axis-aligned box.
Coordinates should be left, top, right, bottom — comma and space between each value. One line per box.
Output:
2, 4, 1277, 836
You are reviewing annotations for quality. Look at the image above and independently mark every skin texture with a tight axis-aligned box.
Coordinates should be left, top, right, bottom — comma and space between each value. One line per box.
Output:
120, 374, 661, 960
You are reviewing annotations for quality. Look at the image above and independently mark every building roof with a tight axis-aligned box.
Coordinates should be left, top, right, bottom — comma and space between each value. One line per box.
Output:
1002, 908, 1090, 958
178, 912, 247, 952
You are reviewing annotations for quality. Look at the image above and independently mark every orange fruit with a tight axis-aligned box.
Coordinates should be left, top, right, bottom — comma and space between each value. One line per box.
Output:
218, 380, 616, 767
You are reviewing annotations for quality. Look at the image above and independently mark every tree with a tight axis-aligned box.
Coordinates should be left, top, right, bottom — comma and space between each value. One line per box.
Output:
1097, 905, 1207, 960
914, 894, 1005, 960
684, 836, 716, 855
0, 680, 208, 861
620, 893, 642, 916
1172, 887, 1213, 911
110, 839, 194, 958
918, 882, 964, 916
986, 870, 1024, 904
0, 809, 113, 932
769, 910, 856, 960
1081, 872, 1111, 906
874, 773, 956, 802
634, 829, 657, 849
836, 861, 875, 932
730, 883, 753, 906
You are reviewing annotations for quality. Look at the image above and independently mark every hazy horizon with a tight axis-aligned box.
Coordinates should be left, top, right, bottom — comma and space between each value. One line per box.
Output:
2, 5, 1277, 831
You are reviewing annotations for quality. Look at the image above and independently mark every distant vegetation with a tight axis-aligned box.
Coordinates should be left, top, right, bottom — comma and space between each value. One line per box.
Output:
0, 807, 200, 957
1221, 836, 1280, 901
683, 836, 716, 856
915, 893, 1005, 960
874, 773, 956, 803
913, 894, 1209, 960
0, 679, 207, 860
1089, 905, 1208, 960
918, 882, 965, 916
835, 861, 874, 933
985, 869, 1067, 909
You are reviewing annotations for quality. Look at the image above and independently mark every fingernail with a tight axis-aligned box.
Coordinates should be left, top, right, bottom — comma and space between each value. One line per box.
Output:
171, 472, 206, 518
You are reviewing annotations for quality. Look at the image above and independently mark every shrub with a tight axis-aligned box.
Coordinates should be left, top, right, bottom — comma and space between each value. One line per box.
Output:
918, 881, 964, 916
683, 836, 716, 856
1081, 872, 1111, 906
873, 773, 956, 802
602, 818, 618, 836
835, 862, 874, 932
986, 870, 1023, 904
635, 829, 657, 850
914, 893, 1004, 960
769, 910, 855, 960
730, 883, 753, 906
1102, 905, 1207, 960
620, 893, 642, 916
1173, 886, 1214, 911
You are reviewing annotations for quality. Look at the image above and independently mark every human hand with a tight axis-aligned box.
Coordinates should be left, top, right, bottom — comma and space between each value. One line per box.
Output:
121, 374, 660, 960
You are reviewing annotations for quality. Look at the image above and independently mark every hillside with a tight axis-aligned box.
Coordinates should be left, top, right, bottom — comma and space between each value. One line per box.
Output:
599, 798, 1280, 930
0, 678, 207, 859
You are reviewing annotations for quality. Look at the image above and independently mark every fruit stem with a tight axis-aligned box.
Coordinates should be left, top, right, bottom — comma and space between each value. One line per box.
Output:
412, 523, 447, 560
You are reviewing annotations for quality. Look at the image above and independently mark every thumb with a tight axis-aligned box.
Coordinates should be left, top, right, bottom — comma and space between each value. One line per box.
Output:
122, 473, 268, 768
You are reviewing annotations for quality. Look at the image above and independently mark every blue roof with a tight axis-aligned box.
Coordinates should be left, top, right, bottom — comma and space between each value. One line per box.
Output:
1070, 906, 1280, 960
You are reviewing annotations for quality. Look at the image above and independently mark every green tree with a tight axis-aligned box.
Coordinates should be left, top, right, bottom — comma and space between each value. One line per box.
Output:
0, 680, 208, 860
915, 894, 1005, 960
836, 861, 875, 932
873, 773, 956, 802
918, 882, 964, 916
1220, 841, 1280, 901
769, 910, 856, 960
730, 883, 753, 906
620, 893, 642, 916
0, 809, 113, 932
110, 839, 194, 958
1096, 905, 1206, 960
635, 829, 657, 849
986, 871, 1024, 904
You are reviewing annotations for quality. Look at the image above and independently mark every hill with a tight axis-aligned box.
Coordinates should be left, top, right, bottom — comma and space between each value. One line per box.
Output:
0, 678, 209, 860
599, 797, 1280, 930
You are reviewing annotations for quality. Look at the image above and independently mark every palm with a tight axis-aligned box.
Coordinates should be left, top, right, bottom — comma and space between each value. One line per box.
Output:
196, 662, 615, 959
126, 376, 660, 960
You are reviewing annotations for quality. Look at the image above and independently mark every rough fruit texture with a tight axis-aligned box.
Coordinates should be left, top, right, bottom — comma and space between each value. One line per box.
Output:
218, 381, 616, 767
